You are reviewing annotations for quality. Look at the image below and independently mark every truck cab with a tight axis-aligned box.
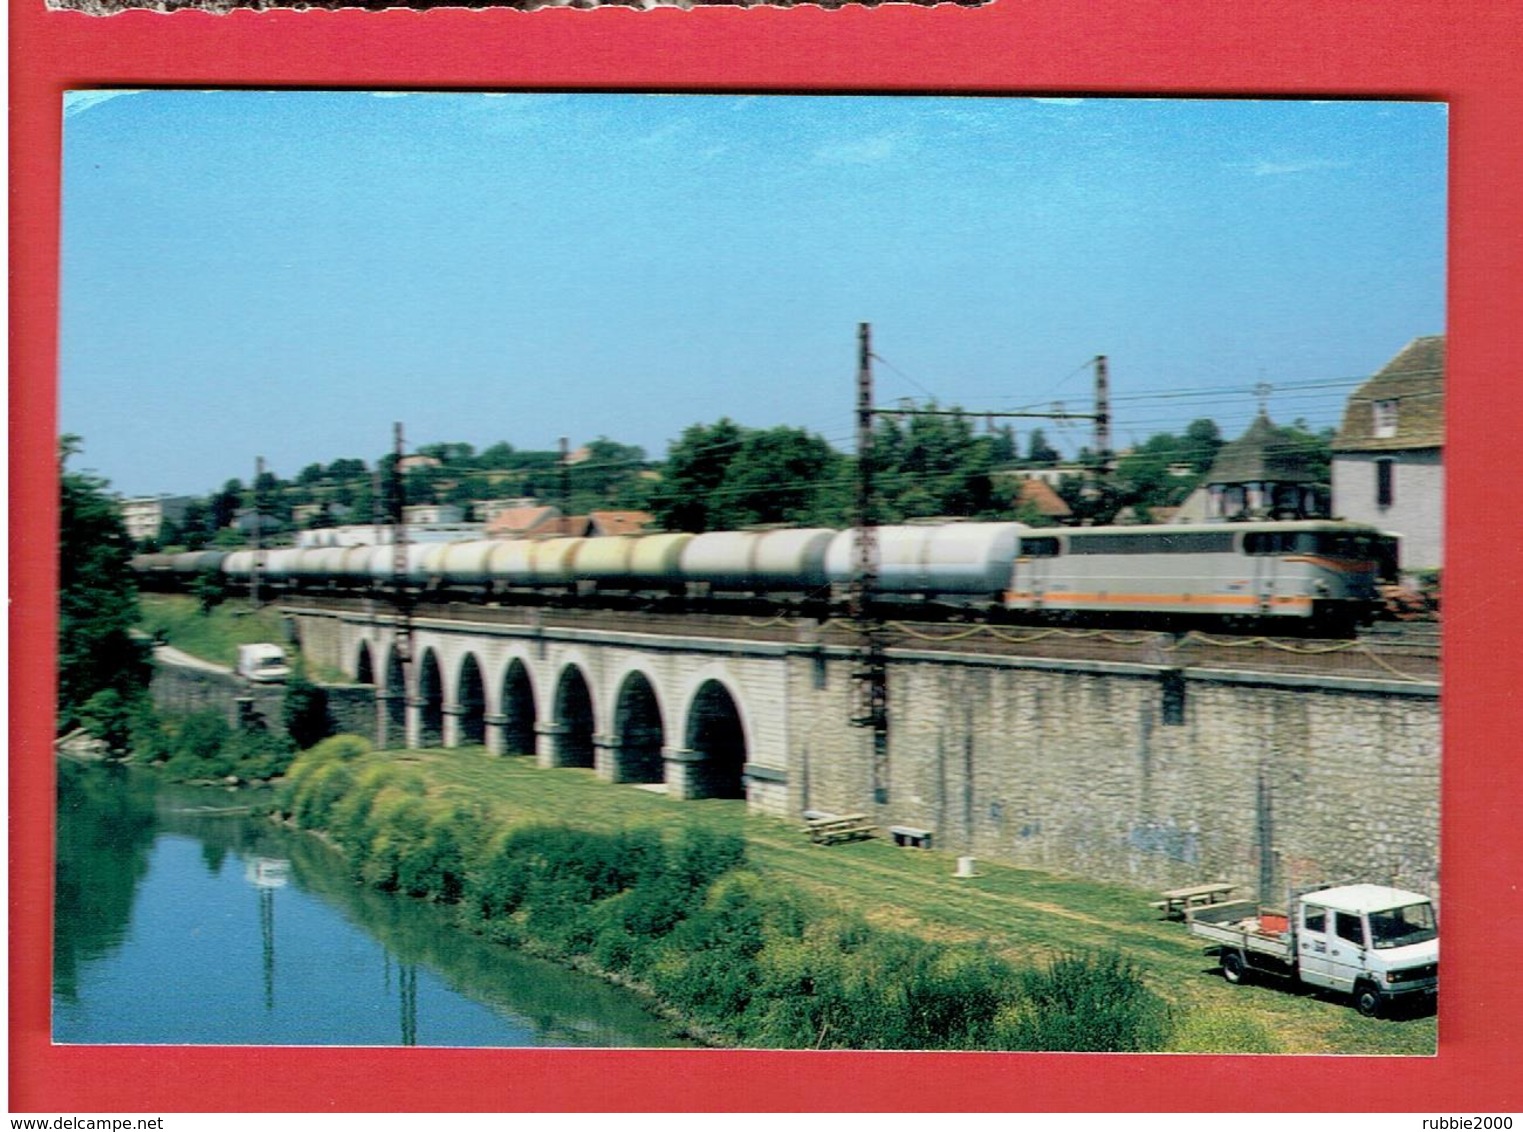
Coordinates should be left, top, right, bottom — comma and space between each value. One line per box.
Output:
236, 643, 291, 684
1296, 884, 1438, 1016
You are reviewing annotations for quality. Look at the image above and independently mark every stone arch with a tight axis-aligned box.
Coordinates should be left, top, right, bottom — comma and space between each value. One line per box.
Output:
499, 657, 538, 757
416, 648, 445, 749
613, 670, 665, 784
551, 664, 596, 769
355, 640, 376, 685
455, 653, 487, 747
683, 679, 748, 800
380, 644, 407, 749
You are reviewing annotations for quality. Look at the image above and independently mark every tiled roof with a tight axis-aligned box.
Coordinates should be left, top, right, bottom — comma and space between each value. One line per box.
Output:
589, 510, 655, 536
1207, 412, 1320, 484
1333, 335, 1445, 452
1015, 477, 1073, 518
485, 505, 561, 537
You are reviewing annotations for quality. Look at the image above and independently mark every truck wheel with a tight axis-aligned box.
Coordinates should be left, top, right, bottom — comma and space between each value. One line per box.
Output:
1355, 983, 1383, 1018
1221, 952, 1248, 985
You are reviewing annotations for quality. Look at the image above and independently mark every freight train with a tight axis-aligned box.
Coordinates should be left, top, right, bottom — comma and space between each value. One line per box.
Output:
132, 519, 1397, 635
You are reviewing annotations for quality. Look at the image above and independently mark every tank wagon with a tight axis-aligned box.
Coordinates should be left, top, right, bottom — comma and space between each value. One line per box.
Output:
131, 518, 1395, 633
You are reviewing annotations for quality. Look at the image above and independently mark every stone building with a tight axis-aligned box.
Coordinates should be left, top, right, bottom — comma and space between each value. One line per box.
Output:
1331, 335, 1445, 575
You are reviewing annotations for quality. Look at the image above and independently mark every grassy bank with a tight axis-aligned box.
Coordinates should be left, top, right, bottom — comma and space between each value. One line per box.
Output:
278, 740, 1436, 1054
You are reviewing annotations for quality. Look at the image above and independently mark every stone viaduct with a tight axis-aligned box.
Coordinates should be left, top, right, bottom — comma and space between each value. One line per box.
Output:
284, 597, 1442, 902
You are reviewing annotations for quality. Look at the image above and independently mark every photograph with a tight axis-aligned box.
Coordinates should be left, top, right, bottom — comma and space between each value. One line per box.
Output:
53, 90, 1443, 1055
10, 0, 1523, 1116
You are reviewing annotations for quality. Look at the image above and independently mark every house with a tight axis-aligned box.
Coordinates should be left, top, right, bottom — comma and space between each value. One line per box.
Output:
119, 494, 193, 542
1196, 410, 1328, 522
402, 503, 465, 525
1331, 335, 1445, 575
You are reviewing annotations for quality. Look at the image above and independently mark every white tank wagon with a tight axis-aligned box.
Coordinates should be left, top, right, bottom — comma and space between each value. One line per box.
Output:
681, 528, 836, 596
354, 542, 445, 587
824, 523, 1024, 602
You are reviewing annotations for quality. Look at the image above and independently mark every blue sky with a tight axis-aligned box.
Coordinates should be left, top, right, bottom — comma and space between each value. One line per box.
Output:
59, 91, 1446, 498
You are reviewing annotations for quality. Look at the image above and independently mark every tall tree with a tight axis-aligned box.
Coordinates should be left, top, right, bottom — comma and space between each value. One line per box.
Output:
208, 478, 243, 531
1026, 428, 1062, 466
1182, 418, 1224, 473
57, 436, 147, 734
652, 419, 746, 532
719, 427, 843, 528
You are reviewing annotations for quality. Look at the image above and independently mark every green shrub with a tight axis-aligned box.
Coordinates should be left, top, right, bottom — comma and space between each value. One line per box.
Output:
291, 759, 357, 829
224, 722, 295, 780
671, 827, 746, 890
79, 688, 135, 754
128, 698, 173, 764
652, 872, 769, 1023
357, 787, 432, 888
996, 951, 1174, 1052
162, 710, 234, 779
328, 763, 421, 850
393, 800, 476, 901
306, 734, 373, 763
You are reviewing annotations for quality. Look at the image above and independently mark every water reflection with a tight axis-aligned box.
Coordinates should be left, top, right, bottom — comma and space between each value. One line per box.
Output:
54, 762, 690, 1048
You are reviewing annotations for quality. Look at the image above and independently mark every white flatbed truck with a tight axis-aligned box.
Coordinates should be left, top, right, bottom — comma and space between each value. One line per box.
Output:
1186, 883, 1437, 1017
236, 642, 291, 684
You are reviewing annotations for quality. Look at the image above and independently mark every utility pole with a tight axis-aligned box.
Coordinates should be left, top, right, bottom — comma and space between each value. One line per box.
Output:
1093, 355, 1113, 473
372, 468, 384, 545
391, 423, 413, 706
847, 328, 1116, 805
849, 323, 890, 806
250, 455, 265, 609
558, 436, 570, 529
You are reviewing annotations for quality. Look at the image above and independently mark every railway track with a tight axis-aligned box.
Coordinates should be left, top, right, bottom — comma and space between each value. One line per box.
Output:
288, 594, 1440, 685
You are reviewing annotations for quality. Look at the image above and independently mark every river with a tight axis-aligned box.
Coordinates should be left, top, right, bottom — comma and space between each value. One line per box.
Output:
52, 760, 691, 1047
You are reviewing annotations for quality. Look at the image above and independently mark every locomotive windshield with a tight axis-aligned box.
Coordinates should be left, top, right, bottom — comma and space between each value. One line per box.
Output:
1367, 902, 1438, 949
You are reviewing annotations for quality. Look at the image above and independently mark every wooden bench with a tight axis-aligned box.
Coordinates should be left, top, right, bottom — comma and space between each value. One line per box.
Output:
1150, 882, 1237, 919
805, 813, 876, 845
888, 825, 933, 849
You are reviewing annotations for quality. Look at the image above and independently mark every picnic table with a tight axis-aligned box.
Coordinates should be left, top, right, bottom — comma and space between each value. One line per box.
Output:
805, 813, 876, 845
1151, 882, 1237, 919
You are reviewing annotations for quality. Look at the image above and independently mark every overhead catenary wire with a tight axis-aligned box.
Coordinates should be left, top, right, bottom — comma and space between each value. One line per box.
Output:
177, 357, 1425, 506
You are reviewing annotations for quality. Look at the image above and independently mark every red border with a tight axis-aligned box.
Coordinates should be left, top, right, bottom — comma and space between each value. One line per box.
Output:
12, 0, 1523, 1113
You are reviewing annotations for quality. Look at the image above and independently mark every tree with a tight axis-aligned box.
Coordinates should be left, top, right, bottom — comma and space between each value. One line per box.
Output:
417, 441, 476, 466
567, 437, 649, 512
326, 457, 368, 481
871, 407, 1002, 522
719, 427, 843, 528
175, 497, 212, 550
1181, 419, 1224, 473
58, 436, 148, 734
1266, 419, 1334, 485
208, 479, 243, 532
652, 419, 746, 532
1026, 428, 1062, 466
